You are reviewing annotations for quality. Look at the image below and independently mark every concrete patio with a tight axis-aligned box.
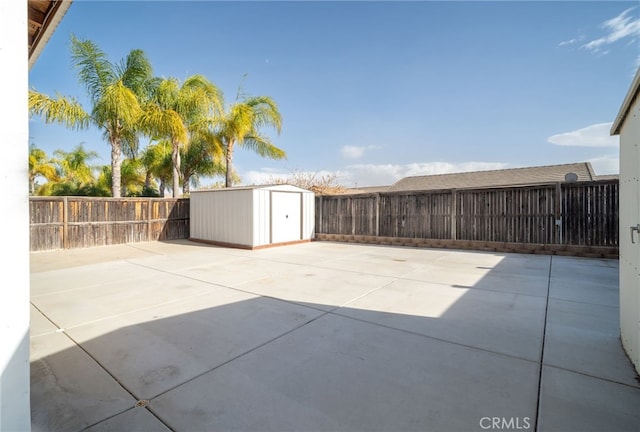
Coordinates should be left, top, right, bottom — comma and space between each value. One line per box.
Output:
29, 240, 639, 432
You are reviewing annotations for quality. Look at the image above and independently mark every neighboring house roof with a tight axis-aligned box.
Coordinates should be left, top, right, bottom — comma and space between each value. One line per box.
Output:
386, 162, 600, 192
346, 185, 393, 194
611, 67, 640, 136
594, 174, 619, 181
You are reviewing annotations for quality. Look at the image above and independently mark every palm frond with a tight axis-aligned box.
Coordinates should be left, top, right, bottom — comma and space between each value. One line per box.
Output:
244, 96, 282, 133
92, 80, 141, 129
120, 127, 141, 159
191, 128, 224, 158
118, 49, 153, 99
240, 134, 286, 160
70, 35, 115, 102
28, 90, 91, 130
155, 78, 180, 110
138, 103, 188, 145
183, 74, 224, 114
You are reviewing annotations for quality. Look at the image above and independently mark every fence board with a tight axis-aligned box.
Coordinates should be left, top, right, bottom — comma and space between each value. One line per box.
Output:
30, 197, 189, 251
316, 180, 618, 248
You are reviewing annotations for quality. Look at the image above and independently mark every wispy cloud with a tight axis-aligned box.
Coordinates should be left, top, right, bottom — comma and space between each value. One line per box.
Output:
344, 161, 509, 187
547, 122, 619, 147
582, 7, 640, 54
340, 145, 380, 160
587, 154, 619, 175
558, 36, 584, 47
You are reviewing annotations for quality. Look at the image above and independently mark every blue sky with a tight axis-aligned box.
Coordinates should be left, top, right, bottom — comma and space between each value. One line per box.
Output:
29, 0, 640, 188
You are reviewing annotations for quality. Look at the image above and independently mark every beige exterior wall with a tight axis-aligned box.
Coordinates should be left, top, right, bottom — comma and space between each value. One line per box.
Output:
618, 92, 640, 373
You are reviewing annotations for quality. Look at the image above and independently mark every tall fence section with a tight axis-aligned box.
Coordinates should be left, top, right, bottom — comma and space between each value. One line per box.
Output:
315, 181, 619, 257
30, 197, 189, 251
29, 181, 619, 257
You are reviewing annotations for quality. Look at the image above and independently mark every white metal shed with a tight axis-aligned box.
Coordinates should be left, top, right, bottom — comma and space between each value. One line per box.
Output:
189, 185, 315, 249
611, 67, 640, 374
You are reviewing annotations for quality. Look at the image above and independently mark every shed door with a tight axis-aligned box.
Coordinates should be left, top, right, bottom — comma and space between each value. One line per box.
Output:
619, 102, 640, 372
271, 192, 302, 244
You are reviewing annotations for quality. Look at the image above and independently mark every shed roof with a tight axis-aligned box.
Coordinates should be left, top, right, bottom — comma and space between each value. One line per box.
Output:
386, 162, 599, 192
611, 67, 640, 135
191, 184, 313, 194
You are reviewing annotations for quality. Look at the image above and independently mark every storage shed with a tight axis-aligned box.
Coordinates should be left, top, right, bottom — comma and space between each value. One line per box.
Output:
190, 185, 315, 249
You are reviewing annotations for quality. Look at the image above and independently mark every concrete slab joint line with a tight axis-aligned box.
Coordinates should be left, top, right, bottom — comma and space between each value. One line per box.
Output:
28, 240, 638, 432
534, 255, 553, 431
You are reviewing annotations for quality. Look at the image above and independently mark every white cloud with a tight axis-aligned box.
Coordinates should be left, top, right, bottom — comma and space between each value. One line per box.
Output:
344, 161, 509, 187
235, 161, 510, 189
240, 168, 292, 185
587, 154, 619, 175
582, 7, 640, 53
340, 144, 381, 160
547, 122, 619, 147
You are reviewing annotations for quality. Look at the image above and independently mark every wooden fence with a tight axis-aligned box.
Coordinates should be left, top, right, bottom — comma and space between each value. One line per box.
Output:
315, 180, 619, 252
30, 197, 189, 252
29, 180, 619, 255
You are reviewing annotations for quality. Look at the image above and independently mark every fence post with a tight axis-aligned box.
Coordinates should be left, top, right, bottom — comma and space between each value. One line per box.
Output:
63, 196, 69, 249
318, 195, 323, 234
555, 182, 562, 244
375, 193, 380, 237
147, 198, 153, 241
451, 189, 457, 240
351, 197, 356, 235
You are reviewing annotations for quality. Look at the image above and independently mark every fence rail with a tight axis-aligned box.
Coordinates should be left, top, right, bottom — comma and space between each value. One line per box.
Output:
315, 180, 619, 249
30, 197, 189, 252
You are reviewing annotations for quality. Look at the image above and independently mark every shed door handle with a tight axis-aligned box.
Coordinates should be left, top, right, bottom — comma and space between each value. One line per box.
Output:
631, 225, 640, 244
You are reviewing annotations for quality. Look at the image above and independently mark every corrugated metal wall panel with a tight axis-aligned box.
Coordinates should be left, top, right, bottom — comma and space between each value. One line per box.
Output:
190, 190, 253, 246
302, 191, 315, 239
253, 189, 271, 247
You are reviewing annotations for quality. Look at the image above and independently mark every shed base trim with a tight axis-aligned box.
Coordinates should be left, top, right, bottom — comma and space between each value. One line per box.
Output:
189, 237, 311, 250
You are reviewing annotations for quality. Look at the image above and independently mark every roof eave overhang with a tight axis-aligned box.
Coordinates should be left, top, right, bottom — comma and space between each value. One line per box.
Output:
611, 67, 640, 136
28, 0, 73, 70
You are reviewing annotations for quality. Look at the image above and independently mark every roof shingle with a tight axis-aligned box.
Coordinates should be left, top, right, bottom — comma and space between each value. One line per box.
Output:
386, 162, 599, 192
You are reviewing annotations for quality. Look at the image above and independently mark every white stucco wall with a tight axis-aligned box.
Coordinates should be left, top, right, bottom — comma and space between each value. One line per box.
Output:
0, 1, 31, 430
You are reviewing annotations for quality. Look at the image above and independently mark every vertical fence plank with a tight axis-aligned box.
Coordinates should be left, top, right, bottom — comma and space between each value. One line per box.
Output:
313, 180, 618, 248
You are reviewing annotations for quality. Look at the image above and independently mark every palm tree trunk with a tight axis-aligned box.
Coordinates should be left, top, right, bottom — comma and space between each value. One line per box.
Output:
111, 137, 122, 198
225, 142, 234, 188
159, 179, 166, 197
172, 140, 182, 197
183, 176, 190, 195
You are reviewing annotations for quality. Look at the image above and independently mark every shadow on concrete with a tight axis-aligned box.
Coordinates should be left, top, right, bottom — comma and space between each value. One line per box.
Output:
29, 245, 639, 432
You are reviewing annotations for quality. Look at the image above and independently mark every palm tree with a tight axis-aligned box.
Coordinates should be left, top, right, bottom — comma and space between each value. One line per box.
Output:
214, 95, 285, 187
37, 143, 100, 196
139, 75, 223, 197
28, 35, 153, 197
140, 142, 171, 196
29, 145, 58, 194
180, 132, 225, 194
